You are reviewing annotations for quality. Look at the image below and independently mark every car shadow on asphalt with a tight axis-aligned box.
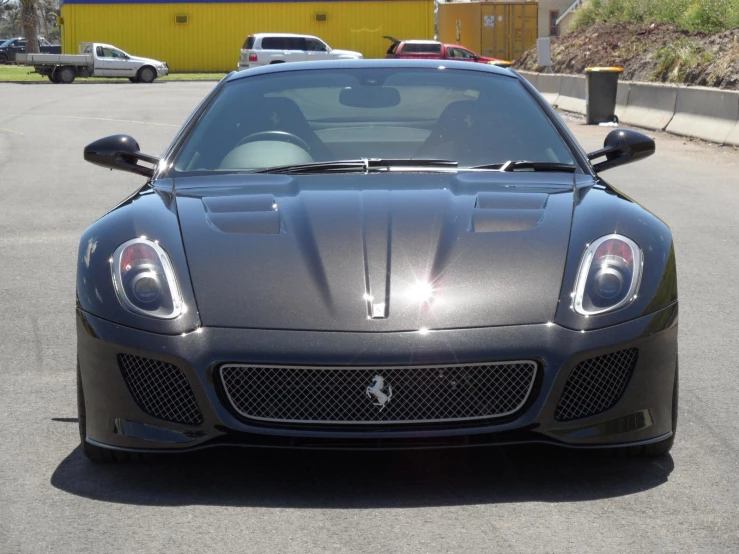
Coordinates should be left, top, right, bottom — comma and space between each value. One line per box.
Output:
50, 444, 674, 508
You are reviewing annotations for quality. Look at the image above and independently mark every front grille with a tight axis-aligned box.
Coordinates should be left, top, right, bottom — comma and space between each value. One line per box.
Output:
554, 348, 638, 422
219, 361, 537, 425
118, 354, 203, 425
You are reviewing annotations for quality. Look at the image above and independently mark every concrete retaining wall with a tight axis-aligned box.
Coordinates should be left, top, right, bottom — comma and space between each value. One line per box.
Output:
536, 74, 561, 106
615, 82, 630, 121
726, 121, 739, 147
557, 75, 586, 115
666, 87, 739, 144
619, 83, 679, 131
516, 70, 739, 147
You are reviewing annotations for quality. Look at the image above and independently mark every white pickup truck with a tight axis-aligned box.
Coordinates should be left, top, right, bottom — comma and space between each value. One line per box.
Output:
15, 42, 169, 84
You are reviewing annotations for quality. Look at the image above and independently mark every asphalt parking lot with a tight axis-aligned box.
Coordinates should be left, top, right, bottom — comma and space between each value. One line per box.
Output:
1, 81, 739, 554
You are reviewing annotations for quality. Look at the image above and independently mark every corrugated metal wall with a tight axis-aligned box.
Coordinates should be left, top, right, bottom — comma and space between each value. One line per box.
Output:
60, 1, 434, 72
438, 2, 538, 62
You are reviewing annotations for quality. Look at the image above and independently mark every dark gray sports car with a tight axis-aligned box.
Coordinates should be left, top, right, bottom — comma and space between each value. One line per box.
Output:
76, 60, 678, 462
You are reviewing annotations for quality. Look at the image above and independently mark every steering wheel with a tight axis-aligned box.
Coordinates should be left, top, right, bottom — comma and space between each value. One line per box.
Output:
236, 130, 311, 152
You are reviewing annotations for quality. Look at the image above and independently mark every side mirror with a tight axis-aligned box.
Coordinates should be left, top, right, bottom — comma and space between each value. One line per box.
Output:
587, 129, 655, 173
84, 134, 159, 178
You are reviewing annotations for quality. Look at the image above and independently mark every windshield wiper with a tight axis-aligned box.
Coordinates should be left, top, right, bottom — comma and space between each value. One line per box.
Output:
255, 158, 458, 175
470, 161, 577, 173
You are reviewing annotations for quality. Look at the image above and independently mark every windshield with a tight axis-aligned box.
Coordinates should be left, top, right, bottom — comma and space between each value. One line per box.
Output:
172, 67, 576, 175
0, 39, 13, 48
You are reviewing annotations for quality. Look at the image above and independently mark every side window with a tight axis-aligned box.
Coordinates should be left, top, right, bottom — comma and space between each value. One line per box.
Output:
96, 46, 103, 57
84, 44, 92, 54
286, 37, 307, 51
99, 47, 120, 58
261, 37, 285, 50
452, 48, 476, 59
305, 39, 327, 52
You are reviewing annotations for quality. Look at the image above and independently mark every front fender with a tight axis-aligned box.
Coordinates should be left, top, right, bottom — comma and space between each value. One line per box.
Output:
76, 181, 201, 335
554, 181, 677, 331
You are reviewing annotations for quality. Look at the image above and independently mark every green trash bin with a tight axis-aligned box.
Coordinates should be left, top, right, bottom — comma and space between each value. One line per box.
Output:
585, 67, 624, 124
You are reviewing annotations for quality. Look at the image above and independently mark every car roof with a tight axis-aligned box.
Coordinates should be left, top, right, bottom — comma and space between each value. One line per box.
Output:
226, 58, 516, 82
252, 33, 320, 39
402, 40, 441, 45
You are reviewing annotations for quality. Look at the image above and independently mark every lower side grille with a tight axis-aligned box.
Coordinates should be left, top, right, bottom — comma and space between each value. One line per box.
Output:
219, 361, 537, 425
118, 354, 203, 425
554, 348, 638, 422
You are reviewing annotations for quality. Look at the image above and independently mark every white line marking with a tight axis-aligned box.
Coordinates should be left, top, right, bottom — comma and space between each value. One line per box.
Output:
0, 126, 23, 135
0, 113, 178, 127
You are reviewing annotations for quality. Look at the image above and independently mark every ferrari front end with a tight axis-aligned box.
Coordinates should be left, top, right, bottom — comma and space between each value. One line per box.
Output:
76, 61, 677, 462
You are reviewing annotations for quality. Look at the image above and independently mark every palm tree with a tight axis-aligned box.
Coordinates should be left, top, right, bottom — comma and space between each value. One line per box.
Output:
19, 0, 39, 52
1, 3, 22, 37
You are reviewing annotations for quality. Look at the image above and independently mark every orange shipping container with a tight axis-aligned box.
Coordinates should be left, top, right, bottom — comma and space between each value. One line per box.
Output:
438, 1, 537, 62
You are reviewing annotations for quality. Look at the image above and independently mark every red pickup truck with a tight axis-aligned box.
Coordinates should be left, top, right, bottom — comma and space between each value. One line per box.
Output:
383, 37, 511, 66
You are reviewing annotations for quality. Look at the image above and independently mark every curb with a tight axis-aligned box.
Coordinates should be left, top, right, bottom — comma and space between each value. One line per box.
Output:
517, 70, 739, 147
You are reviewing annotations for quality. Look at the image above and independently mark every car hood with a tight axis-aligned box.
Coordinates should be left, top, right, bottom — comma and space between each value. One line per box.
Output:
174, 172, 575, 331
331, 49, 363, 58
129, 55, 165, 66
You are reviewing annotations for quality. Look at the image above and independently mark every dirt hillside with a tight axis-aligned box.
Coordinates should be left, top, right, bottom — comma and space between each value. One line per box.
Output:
513, 21, 739, 89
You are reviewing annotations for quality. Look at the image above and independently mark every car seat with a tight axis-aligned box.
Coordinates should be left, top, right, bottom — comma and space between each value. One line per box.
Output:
240, 96, 334, 161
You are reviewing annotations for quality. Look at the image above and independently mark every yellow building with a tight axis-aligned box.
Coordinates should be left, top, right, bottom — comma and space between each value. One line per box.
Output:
59, 0, 434, 72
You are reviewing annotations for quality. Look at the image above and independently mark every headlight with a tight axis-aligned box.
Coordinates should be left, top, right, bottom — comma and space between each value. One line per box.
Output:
572, 234, 643, 316
111, 238, 184, 319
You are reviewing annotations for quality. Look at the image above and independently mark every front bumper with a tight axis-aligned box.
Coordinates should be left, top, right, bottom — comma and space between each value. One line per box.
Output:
156, 64, 169, 77
77, 303, 678, 452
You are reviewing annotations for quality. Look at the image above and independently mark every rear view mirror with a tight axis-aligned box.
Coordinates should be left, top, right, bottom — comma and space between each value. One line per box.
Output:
587, 129, 655, 173
339, 86, 400, 108
84, 134, 159, 178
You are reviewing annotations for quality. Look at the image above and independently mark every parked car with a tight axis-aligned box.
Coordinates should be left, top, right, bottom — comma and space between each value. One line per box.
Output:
238, 33, 362, 70
0, 36, 61, 63
384, 37, 511, 66
77, 60, 677, 462
16, 42, 168, 83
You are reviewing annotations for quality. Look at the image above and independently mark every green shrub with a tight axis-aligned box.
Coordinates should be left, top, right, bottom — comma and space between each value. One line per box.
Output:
653, 38, 715, 81
570, 0, 739, 33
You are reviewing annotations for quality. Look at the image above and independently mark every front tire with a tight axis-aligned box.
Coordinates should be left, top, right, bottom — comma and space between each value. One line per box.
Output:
77, 360, 143, 463
137, 66, 156, 84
